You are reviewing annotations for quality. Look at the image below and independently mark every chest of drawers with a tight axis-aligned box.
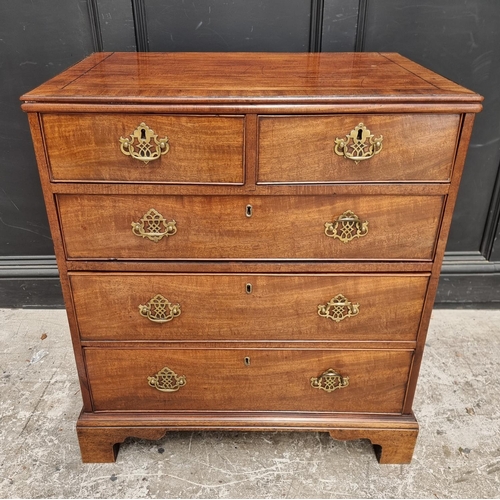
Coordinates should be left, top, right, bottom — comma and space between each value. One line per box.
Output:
21, 52, 482, 464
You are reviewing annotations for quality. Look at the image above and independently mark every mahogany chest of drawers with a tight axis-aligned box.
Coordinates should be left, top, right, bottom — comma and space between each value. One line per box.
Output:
21, 52, 482, 463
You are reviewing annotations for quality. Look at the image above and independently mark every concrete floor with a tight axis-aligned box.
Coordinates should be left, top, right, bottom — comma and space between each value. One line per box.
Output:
0, 308, 499, 498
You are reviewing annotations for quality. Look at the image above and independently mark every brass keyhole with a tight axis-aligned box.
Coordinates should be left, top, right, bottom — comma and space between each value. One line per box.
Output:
246, 283, 253, 294
141, 127, 146, 140
244, 357, 251, 366
246, 205, 253, 217
357, 127, 363, 141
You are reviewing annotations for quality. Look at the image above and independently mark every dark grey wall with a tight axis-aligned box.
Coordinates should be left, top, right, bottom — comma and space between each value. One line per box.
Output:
146, 0, 311, 52
1, 0, 499, 307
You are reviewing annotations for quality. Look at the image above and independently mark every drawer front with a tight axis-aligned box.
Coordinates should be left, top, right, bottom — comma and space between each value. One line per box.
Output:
58, 194, 444, 260
85, 348, 413, 413
71, 273, 428, 341
42, 114, 244, 183
258, 114, 460, 183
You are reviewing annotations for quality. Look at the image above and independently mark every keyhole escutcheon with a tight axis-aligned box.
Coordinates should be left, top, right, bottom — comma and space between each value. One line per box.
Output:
244, 356, 251, 366
246, 283, 253, 294
246, 204, 253, 217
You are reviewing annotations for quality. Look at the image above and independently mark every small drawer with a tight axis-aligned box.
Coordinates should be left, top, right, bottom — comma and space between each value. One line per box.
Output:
57, 194, 444, 261
71, 273, 429, 341
42, 114, 244, 184
258, 114, 460, 183
84, 348, 413, 413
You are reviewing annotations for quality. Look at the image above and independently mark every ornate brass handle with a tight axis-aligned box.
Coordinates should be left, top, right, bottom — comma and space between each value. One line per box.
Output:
147, 366, 186, 392
334, 123, 382, 164
139, 294, 181, 323
311, 368, 349, 392
119, 122, 169, 164
318, 294, 359, 322
324, 210, 368, 243
131, 208, 177, 242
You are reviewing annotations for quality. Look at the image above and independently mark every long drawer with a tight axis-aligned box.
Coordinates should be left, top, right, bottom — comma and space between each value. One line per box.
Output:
258, 114, 460, 183
71, 273, 428, 341
42, 114, 245, 184
57, 194, 444, 260
85, 348, 413, 413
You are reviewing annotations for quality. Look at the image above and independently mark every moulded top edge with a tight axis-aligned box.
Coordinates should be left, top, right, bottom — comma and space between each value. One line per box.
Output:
20, 52, 483, 107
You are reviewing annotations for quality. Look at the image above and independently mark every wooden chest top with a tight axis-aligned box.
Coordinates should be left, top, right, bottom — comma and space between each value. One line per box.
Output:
21, 52, 482, 107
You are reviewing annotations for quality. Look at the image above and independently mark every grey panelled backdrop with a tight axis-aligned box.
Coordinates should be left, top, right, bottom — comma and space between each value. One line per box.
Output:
1, 0, 499, 306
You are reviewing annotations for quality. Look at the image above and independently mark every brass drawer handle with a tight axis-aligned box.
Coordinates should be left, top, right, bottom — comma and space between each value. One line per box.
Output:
119, 122, 169, 164
324, 210, 368, 243
139, 294, 181, 323
148, 366, 186, 392
318, 293, 359, 322
334, 123, 382, 164
311, 368, 349, 392
132, 208, 177, 242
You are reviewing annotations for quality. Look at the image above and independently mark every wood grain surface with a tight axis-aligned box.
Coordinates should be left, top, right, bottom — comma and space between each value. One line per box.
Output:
70, 273, 428, 341
75, 412, 419, 464
43, 114, 244, 183
258, 114, 460, 182
84, 348, 413, 413
57, 194, 444, 260
21, 52, 482, 105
